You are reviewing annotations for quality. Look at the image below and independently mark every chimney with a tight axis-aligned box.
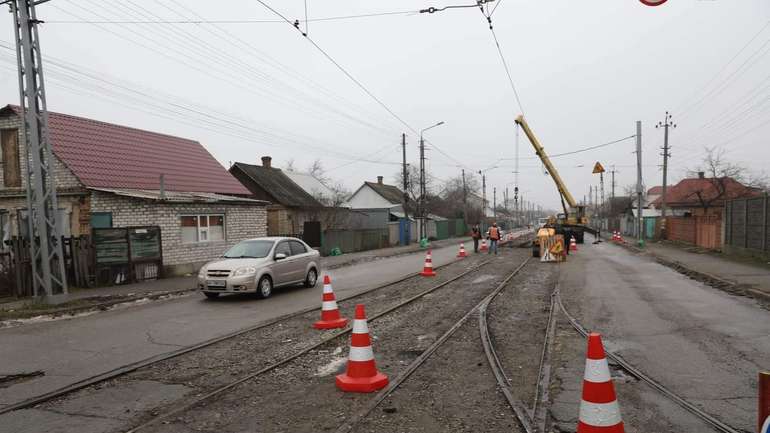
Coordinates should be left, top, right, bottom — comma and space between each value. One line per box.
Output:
261, 156, 272, 168
159, 174, 166, 200
698, 171, 705, 179
377, 176, 383, 185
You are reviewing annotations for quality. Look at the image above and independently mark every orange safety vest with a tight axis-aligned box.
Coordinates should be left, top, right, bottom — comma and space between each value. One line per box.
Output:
489, 227, 500, 240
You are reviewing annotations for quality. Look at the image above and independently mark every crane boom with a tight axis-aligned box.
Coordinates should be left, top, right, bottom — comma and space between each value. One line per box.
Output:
515, 115, 578, 209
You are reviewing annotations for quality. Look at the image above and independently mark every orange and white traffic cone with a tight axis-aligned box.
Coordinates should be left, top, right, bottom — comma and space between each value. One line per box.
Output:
420, 249, 437, 277
577, 333, 625, 433
312, 276, 348, 330
480, 239, 489, 252
336, 304, 389, 393
569, 236, 577, 251
457, 243, 467, 258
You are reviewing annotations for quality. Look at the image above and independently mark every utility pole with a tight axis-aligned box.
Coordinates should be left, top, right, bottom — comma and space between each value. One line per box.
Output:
461, 169, 467, 226
401, 133, 410, 244
478, 171, 487, 231
636, 121, 644, 245
419, 136, 425, 238
493, 187, 497, 221
656, 111, 675, 238
11, 0, 68, 303
610, 165, 617, 215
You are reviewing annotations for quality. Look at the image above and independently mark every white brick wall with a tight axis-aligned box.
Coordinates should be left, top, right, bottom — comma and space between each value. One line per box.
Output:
0, 113, 82, 191
91, 190, 267, 267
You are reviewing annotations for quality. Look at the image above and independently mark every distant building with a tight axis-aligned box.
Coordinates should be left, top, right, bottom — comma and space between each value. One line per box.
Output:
346, 176, 405, 214
0, 104, 267, 275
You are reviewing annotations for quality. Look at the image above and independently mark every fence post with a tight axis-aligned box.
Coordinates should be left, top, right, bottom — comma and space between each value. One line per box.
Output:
745, 198, 750, 249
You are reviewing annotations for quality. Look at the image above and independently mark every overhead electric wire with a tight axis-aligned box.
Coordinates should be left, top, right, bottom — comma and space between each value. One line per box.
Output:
44, 10, 419, 24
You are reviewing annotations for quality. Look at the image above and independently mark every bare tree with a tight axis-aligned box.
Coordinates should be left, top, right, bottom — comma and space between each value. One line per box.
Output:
686, 146, 766, 211
306, 158, 331, 185
284, 158, 297, 172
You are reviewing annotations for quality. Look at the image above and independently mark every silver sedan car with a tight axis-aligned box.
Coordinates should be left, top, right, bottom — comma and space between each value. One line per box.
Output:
198, 237, 320, 299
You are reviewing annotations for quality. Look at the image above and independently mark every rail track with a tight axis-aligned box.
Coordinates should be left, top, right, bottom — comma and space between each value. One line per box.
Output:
121, 236, 533, 432
333, 256, 535, 433
552, 290, 742, 433
0, 236, 530, 418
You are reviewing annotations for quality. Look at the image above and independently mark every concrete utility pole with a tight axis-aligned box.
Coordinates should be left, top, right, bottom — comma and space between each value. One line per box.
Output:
461, 168, 467, 225
656, 112, 675, 237
401, 133, 409, 225
478, 171, 487, 231
493, 187, 497, 220
636, 121, 644, 244
419, 121, 443, 240
11, 0, 68, 302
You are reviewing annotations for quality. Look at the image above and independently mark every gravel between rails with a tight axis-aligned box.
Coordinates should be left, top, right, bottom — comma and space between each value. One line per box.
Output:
137, 248, 530, 433
486, 260, 558, 414
351, 315, 523, 433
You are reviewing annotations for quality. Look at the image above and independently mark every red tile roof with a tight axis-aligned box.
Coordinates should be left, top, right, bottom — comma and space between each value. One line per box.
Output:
647, 186, 664, 195
651, 177, 757, 208
1, 105, 249, 195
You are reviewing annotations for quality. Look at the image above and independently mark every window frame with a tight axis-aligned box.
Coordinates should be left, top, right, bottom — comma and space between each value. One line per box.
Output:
289, 240, 307, 256
90, 212, 113, 229
180, 214, 226, 244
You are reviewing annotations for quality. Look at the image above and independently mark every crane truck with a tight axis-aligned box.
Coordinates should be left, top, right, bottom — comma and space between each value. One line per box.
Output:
515, 115, 595, 249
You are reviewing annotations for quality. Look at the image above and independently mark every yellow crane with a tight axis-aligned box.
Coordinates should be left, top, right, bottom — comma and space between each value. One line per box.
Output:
515, 115, 590, 243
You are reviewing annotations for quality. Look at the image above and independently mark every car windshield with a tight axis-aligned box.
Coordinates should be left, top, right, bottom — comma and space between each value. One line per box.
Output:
223, 240, 274, 258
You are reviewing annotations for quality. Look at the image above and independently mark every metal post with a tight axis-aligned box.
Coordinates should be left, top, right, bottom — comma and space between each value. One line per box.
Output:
401, 133, 409, 244
12, 0, 68, 302
759, 371, 770, 433
636, 121, 644, 245
762, 194, 768, 253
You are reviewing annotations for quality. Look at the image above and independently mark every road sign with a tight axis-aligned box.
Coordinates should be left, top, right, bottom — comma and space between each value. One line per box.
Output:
592, 162, 605, 174
640, 0, 668, 5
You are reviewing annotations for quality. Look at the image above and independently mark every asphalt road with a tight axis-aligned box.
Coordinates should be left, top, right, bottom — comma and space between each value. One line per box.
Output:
557, 237, 770, 432
0, 242, 478, 410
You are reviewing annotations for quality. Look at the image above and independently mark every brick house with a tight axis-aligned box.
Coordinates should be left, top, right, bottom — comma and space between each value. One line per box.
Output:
651, 172, 759, 249
0, 105, 267, 276
229, 157, 324, 236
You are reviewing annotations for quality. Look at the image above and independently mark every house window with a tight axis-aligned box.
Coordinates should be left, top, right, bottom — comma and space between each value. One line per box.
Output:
1, 129, 21, 188
181, 214, 225, 243
0, 212, 8, 247
90, 212, 113, 229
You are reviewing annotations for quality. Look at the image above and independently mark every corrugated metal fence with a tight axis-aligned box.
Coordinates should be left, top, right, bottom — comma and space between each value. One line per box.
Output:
724, 194, 769, 256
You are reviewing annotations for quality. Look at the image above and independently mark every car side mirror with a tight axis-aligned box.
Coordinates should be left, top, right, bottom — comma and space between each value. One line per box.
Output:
274, 253, 287, 261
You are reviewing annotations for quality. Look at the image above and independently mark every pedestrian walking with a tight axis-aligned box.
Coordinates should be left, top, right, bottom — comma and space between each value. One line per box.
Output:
471, 224, 481, 253
488, 222, 501, 255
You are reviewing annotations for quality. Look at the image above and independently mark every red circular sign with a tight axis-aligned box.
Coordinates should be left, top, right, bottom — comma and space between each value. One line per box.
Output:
640, 0, 668, 5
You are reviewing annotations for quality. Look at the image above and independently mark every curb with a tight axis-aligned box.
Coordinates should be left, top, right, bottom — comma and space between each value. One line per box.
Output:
0, 288, 196, 325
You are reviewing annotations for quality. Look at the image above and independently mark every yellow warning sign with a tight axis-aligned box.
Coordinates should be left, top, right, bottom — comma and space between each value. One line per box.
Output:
592, 161, 605, 174
549, 241, 564, 255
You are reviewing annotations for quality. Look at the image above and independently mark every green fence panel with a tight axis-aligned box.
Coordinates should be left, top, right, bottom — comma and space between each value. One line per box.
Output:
435, 221, 449, 240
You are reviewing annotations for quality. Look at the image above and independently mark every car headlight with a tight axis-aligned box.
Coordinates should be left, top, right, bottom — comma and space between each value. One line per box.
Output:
233, 266, 257, 276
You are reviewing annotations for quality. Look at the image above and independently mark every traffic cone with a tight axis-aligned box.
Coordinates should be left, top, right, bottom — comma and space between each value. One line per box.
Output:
457, 243, 467, 258
336, 304, 389, 393
420, 250, 437, 277
480, 239, 489, 252
312, 276, 348, 330
577, 333, 625, 433
570, 236, 578, 252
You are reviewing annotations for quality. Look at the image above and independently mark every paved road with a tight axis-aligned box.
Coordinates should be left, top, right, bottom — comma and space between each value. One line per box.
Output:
558, 236, 770, 431
0, 241, 489, 409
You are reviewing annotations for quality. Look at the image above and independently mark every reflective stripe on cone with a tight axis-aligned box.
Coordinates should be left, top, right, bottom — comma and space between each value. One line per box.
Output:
577, 333, 625, 433
313, 275, 348, 330
336, 304, 388, 393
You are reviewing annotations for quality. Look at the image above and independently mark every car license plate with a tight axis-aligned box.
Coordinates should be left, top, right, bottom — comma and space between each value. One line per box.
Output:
207, 279, 226, 288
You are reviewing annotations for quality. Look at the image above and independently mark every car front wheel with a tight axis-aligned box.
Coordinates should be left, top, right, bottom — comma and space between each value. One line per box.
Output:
204, 292, 219, 299
257, 276, 273, 299
304, 268, 318, 288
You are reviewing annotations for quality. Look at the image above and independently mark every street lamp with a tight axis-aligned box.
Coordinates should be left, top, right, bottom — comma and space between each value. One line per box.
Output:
419, 121, 445, 240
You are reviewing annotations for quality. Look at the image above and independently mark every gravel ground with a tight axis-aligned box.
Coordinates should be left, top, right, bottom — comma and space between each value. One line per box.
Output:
136, 248, 531, 433
352, 315, 522, 433
487, 260, 557, 413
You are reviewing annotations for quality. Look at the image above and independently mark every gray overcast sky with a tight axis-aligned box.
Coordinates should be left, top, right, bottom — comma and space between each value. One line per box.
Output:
2, 0, 769, 210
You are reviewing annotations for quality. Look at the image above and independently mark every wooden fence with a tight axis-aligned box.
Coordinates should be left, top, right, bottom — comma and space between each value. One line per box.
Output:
0, 226, 162, 298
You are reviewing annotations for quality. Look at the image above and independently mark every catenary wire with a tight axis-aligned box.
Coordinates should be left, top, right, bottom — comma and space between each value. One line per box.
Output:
44, 10, 420, 24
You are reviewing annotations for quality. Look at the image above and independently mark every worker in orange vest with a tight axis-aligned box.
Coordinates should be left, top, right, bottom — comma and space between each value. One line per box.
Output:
488, 222, 501, 255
